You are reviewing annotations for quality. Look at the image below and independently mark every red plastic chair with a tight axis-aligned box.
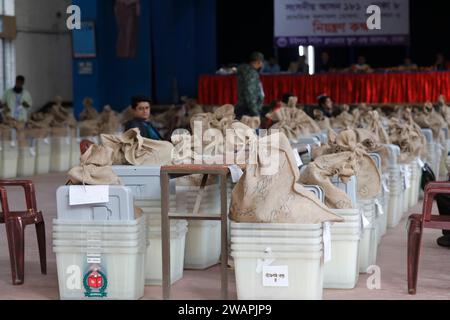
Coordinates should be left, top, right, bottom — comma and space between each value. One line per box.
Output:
0, 180, 46, 285
407, 181, 450, 294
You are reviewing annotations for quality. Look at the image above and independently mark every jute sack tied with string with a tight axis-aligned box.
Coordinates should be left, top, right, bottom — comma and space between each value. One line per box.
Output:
241, 116, 261, 129
229, 131, 343, 224
311, 129, 382, 199
101, 128, 173, 166
68, 144, 121, 185
268, 107, 321, 140
313, 109, 333, 131
299, 151, 357, 209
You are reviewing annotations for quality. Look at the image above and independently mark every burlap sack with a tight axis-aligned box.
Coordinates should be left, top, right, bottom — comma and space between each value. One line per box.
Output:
313, 109, 333, 131
27, 113, 54, 129
50, 98, 77, 128
366, 110, 390, 144
68, 144, 121, 185
119, 106, 135, 125
101, 128, 173, 166
331, 105, 355, 130
79, 119, 100, 138
311, 129, 382, 199
79, 98, 99, 121
389, 116, 426, 163
51, 127, 71, 138
268, 107, 320, 140
240, 116, 261, 129
414, 102, 447, 141
300, 151, 357, 209
98, 105, 120, 134
229, 132, 344, 224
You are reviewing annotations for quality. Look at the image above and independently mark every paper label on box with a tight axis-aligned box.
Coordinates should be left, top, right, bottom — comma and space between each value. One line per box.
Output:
323, 222, 332, 263
87, 254, 102, 264
69, 185, 109, 206
228, 165, 244, 183
262, 266, 289, 287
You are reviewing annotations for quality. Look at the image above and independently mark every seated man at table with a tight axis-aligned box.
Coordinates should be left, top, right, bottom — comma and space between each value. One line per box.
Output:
351, 56, 373, 74
124, 96, 162, 140
398, 57, 418, 72
235, 52, 265, 119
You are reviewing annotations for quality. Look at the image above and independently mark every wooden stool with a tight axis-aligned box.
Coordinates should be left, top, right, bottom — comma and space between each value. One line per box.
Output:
160, 165, 232, 300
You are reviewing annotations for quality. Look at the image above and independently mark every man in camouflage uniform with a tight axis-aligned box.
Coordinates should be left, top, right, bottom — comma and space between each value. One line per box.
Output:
235, 52, 265, 119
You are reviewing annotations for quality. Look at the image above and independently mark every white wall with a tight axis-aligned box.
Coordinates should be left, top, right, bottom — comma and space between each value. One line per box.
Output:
15, 0, 73, 111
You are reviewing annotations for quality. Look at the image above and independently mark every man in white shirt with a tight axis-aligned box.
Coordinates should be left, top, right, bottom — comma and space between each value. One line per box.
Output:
1, 75, 33, 122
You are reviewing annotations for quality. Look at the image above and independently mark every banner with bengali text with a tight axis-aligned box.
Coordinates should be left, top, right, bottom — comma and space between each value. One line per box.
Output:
274, 0, 409, 47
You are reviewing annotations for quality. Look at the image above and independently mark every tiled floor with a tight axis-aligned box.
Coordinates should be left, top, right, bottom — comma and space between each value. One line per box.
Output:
1, 173, 449, 300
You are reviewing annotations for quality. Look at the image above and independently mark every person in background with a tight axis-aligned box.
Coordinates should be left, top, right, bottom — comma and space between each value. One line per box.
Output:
235, 52, 265, 119
317, 52, 334, 73
398, 57, 418, 72
262, 57, 281, 74
124, 96, 163, 140
317, 94, 338, 118
288, 55, 309, 74
435, 53, 447, 71
2, 75, 33, 122
351, 56, 373, 74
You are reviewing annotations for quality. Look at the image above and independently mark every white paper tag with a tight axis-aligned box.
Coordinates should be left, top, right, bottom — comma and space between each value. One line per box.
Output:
375, 199, 384, 216
10, 140, 16, 147
66, 137, 71, 145
417, 158, 425, 169
292, 148, 303, 167
262, 265, 289, 287
323, 222, 332, 263
382, 180, 389, 193
228, 165, 244, 183
69, 185, 109, 206
44, 138, 50, 145
87, 254, 102, 264
29, 147, 36, 157
362, 214, 370, 228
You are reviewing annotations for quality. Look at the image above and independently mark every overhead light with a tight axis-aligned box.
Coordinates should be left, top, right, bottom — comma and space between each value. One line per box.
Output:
308, 46, 315, 75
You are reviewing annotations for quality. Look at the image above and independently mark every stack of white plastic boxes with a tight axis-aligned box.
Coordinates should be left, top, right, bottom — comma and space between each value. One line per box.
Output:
230, 186, 327, 300
54, 186, 146, 300
112, 166, 188, 285
370, 153, 387, 244
385, 144, 403, 228
50, 128, 72, 173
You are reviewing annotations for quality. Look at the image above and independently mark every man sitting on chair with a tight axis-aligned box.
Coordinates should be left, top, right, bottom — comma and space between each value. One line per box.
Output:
124, 96, 162, 140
